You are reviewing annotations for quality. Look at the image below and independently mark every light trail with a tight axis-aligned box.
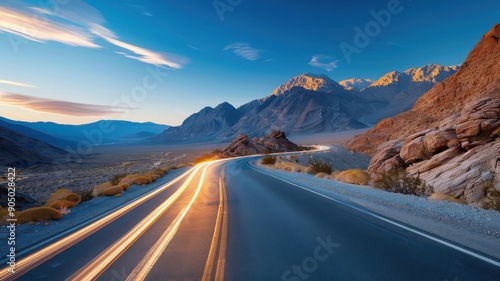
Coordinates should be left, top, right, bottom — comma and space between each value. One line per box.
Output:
66, 163, 208, 281
126, 164, 211, 281
0, 166, 197, 281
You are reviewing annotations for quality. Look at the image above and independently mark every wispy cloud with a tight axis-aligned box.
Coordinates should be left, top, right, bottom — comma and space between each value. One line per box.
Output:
387, 41, 403, 47
0, 92, 126, 117
224, 42, 260, 61
0, 80, 36, 88
0, 6, 99, 48
308, 55, 339, 72
90, 24, 184, 69
0, 2, 184, 68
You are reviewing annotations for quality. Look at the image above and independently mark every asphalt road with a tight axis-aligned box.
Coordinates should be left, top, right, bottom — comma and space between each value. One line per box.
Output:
2, 156, 500, 281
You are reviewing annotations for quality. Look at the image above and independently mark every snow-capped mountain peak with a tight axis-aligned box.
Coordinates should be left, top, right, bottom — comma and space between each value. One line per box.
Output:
339, 78, 373, 91
369, 65, 458, 88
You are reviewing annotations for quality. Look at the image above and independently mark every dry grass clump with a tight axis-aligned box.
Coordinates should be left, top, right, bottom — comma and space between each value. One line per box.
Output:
93, 168, 167, 197
273, 161, 309, 173
261, 156, 277, 165
429, 192, 466, 204
45, 189, 82, 210
131, 175, 153, 185
334, 169, 370, 185
92, 182, 121, 197
308, 159, 332, 175
16, 207, 62, 224
483, 185, 500, 211
153, 168, 169, 177
315, 172, 335, 179
1, 207, 9, 224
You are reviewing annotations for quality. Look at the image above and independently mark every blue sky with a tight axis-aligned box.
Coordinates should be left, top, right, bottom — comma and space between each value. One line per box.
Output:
0, 0, 499, 125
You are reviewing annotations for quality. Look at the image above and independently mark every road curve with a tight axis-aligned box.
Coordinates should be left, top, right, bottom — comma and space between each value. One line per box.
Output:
1, 153, 500, 281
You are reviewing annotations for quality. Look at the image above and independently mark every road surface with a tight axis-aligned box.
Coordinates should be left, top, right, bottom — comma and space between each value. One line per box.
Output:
1, 156, 500, 280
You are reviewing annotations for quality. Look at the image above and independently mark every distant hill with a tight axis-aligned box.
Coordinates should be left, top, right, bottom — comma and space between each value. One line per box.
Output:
0, 126, 67, 168
0, 117, 169, 145
153, 102, 243, 142
0, 118, 73, 149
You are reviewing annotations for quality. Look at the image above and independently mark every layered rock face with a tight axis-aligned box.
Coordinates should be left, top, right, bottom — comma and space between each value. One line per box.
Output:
219, 130, 300, 157
368, 97, 500, 205
348, 24, 500, 155
350, 24, 500, 207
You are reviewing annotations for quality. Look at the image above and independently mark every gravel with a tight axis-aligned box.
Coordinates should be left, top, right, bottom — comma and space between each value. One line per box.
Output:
250, 160, 500, 260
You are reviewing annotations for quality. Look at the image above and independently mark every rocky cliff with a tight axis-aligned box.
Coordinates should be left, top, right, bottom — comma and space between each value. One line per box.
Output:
348, 24, 500, 155
219, 130, 300, 157
355, 24, 500, 207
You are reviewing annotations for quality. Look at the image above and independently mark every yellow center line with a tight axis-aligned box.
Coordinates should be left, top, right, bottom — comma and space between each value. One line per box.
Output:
202, 167, 228, 281
0, 166, 197, 281
66, 163, 207, 281
126, 164, 211, 281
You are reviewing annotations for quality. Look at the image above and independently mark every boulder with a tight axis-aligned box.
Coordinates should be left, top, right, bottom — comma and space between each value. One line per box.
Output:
408, 146, 464, 174
400, 130, 432, 164
423, 128, 460, 154
411, 141, 500, 204
456, 97, 500, 150
368, 139, 405, 179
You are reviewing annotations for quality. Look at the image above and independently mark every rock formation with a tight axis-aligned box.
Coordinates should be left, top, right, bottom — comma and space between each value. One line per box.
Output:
219, 130, 300, 157
357, 24, 500, 207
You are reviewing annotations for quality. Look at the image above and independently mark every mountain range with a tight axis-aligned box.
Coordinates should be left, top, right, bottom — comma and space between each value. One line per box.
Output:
0, 117, 169, 149
0, 63, 458, 167
154, 64, 457, 143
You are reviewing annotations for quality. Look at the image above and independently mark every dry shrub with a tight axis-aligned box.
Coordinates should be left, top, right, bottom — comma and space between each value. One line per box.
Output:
45, 189, 81, 207
261, 156, 277, 165
16, 207, 62, 224
110, 174, 127, 185
48, 200, 79, 210
315, 172, 329, 179
334, 170, 370, 185
483, 185, 500, 211
374, 169, 434, 196
429, 192, 466, 204
274, 161, 308, 173
1, 207, 9, 224
117, 183, 130, 192
92, 182, 113, 197
153, 168, 168, 177
308, 159, 332, 175
131, 175, 152, 185
118, 174, 140, 185
73, 186, 94, 203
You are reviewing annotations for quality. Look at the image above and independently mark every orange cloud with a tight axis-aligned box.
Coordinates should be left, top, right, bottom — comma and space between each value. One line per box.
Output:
0, 6, 99, 48
0, 80, 36, 88
0, 92, 127, 117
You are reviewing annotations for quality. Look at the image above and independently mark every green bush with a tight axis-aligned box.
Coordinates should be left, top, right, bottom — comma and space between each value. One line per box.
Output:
308, 159, 332, 175
374, 169, 433, 196
261, 156, 277, 165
